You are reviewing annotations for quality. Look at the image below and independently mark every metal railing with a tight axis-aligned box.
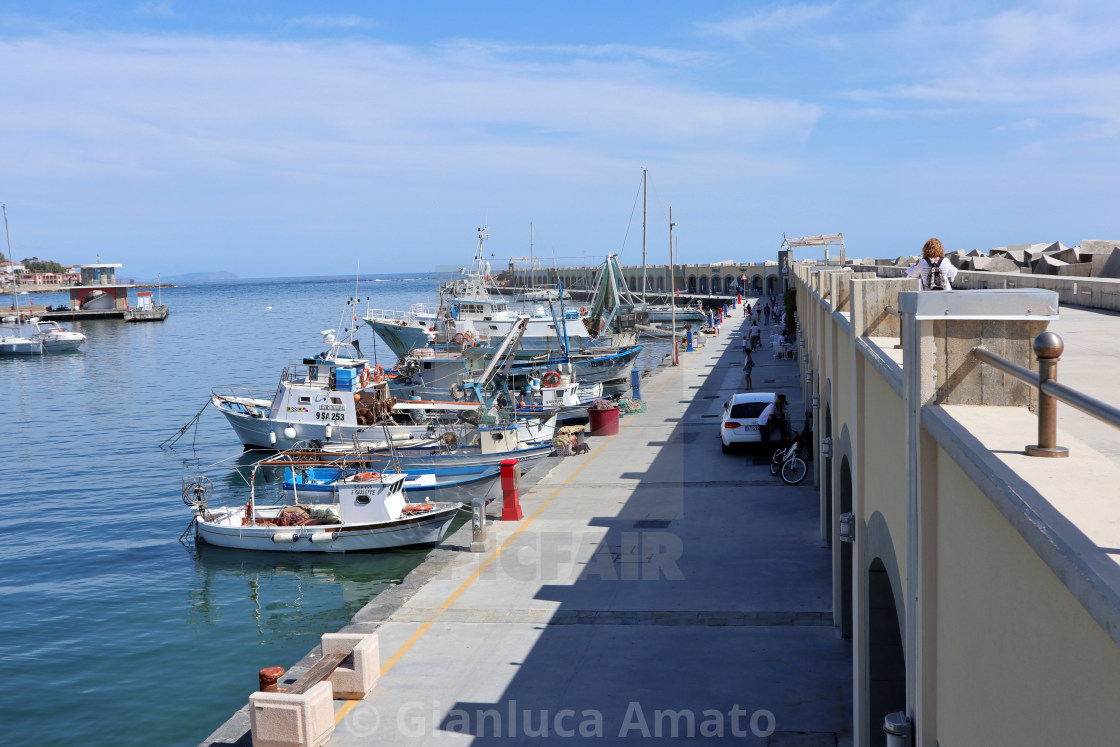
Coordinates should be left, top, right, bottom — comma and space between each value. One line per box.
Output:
971, 331, 1120, 457
883, 304, 903, 349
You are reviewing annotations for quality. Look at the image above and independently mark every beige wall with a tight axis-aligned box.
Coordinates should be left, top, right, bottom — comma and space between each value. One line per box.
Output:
935, 448, 1120, 744
795, 263, 1120, 746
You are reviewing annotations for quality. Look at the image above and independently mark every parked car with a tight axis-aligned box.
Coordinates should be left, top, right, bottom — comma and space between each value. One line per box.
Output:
720, 392, 775, 452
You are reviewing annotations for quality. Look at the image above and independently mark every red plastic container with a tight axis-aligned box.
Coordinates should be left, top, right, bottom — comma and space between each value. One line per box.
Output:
587, 405, 620, 436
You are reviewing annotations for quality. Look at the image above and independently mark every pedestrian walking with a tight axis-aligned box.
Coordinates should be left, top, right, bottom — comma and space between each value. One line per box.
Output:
743, 350, 755, 390
764, 305, 771, 325
749, 320, 761, 350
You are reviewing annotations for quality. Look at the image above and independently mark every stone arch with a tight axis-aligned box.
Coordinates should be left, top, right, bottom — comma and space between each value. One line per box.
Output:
752, 274, 764, 293
698, 275, 709, 294
863, 510, 907, 747
687, 275, 697, 293
766, 275, 779, 295
656, 276, 664, 293
711, 276, 721, 294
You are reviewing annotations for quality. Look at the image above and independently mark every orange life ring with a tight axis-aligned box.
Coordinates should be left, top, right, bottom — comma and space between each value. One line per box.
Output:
542, 371, 562, 388
360, 368, 370, 388
454, 332, 465, 344
373, 365, 384, 383
402, 503, 435, 513
579, 306, 586, 315
355, 472, 381, 481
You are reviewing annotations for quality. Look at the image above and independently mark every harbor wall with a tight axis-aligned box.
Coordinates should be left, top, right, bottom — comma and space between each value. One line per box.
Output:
796, 263, 1120, 746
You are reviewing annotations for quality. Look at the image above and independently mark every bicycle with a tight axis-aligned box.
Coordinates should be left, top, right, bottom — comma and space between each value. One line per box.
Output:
768, 427, 809, 485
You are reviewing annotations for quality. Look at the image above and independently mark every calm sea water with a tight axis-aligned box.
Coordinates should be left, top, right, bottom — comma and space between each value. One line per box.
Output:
0, 274, 668, 746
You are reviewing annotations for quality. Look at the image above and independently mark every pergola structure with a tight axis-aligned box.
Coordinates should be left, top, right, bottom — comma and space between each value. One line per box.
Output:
782, 232, 846, 266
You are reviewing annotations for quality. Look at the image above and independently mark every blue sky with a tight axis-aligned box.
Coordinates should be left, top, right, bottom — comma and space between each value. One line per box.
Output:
1, 1, 1119, 277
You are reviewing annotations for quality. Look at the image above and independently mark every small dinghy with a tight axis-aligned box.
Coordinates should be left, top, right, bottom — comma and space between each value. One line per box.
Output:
184, 470, 461, 553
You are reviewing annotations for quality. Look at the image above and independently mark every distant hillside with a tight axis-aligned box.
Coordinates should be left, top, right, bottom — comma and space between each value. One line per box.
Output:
156, 271, 238, 283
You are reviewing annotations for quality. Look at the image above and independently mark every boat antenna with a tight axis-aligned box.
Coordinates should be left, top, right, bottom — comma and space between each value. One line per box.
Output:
641, 168, 647, 303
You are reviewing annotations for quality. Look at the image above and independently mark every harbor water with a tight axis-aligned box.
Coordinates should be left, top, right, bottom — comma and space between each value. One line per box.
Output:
0, 274, 669, 746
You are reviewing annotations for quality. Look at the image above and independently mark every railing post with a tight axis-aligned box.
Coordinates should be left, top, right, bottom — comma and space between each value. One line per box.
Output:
1025, 331, 1069, 458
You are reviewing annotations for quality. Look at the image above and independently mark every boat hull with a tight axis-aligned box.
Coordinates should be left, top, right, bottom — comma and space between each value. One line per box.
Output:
195, 505, 459, 552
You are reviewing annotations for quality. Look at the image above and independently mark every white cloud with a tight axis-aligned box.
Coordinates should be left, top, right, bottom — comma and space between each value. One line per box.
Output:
0, 31, 821, 272
286, 15, 378, 31
697, 2, 838, 43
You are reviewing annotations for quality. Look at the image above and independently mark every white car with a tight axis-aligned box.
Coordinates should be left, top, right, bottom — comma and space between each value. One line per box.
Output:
720, 392, 775, 452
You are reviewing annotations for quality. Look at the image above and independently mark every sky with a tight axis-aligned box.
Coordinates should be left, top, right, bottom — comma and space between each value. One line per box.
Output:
2, 0, 1119, 278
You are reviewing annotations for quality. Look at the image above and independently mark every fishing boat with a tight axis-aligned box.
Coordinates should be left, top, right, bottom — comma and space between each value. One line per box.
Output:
211, 326, 558, 450
364, 228, 605, 358
283, 463, 502, 504
185, 471, 461, 553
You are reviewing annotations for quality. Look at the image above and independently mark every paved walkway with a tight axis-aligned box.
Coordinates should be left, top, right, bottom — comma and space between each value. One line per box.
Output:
294, 306, 853, 745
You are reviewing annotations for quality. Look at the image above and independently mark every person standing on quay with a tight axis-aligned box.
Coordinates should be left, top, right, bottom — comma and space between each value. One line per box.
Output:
749, 320, 761, 350
906, 237, 958, 290
743, 349, 755, 390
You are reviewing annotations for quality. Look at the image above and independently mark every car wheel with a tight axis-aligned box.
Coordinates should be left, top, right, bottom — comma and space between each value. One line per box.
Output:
721, 440, 730, 453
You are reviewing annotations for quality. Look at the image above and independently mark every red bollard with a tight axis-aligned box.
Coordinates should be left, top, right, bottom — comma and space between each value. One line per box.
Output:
500, 458, 523, 520
259, 666, 286, 692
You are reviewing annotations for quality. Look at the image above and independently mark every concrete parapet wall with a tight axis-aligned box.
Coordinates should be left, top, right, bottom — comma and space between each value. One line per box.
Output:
795, 263, 1120, 746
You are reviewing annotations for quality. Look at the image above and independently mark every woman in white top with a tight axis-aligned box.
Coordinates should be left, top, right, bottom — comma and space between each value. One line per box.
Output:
906, 237, 958, 290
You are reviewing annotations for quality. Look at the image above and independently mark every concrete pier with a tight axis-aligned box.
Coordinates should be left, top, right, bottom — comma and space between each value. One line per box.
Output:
203, 303, 852, 746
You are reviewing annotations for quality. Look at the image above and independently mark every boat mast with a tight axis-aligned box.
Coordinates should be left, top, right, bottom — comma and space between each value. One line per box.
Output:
3, 203, 21, 335
641, 169, 647, 303
529, 222, 534, 292
669, 206, 677, 366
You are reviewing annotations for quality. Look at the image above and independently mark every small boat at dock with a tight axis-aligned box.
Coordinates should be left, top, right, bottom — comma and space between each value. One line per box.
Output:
185, 471, 461, 553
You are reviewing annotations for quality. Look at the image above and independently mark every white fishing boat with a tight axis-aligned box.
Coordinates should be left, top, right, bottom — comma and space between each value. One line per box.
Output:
28, 318, 85, 353
185, 471, 461, 553
365, 228, 604, 358
211, 327, 558, 450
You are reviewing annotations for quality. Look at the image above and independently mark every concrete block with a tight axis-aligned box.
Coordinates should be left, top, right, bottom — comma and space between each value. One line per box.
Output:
968, 256, 1020, 273
1055, 262, 1093, 277
322, 633, 380, 699
1007, 243, 1031, 252
1047, 244, 1079, 264
1031, 255, 1068, 275
966, 248, 984, 256
249, 681, 334, 747
1097, 248, 1120, 279
948, 250, 969, 268
1079, 239, 1120, 255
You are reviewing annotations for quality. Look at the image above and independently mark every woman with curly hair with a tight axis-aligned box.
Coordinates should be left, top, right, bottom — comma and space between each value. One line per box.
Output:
907, 237, 958, 290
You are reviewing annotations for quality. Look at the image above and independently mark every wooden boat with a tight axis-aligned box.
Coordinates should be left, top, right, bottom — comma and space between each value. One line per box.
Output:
186, 471, 461, 553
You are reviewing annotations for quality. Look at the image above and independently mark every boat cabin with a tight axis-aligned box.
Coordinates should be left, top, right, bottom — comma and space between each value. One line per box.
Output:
335, 473, 408, 523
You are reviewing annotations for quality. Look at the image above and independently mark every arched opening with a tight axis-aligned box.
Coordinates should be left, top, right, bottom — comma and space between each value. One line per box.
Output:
839, 454, 852, 639
766, 275, 779, 295
657, 276, 664, 292
687, 275, 697, 293
868, 558, 906, 746
711, 276, 721, 294
824, 403, 833, 547
698, 276, 709, 294
752, 275, 763, 293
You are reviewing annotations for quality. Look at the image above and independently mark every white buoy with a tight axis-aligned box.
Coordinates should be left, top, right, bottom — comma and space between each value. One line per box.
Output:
283, 426, 297, 440
325, 425, 333, 439
269, 431, 277, 445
